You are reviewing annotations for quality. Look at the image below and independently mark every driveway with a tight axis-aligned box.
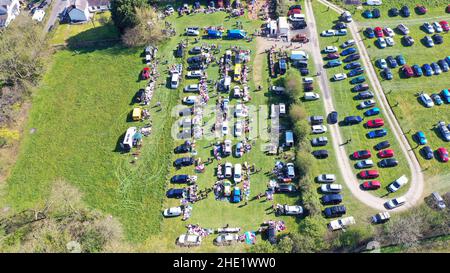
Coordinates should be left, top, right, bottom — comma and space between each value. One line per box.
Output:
305, 0, 425, 212
44, 0, 66, 33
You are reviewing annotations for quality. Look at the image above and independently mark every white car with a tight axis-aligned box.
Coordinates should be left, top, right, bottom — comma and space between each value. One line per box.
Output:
234, 163, 242, 183
233, 86, 242, 98
397, 24, 409, 35
316, 174, 336, 183
187, 70, 203, 78
184, 84, 199, 92
289, 13, 305, 22
271, 86, 286, 94
423, 22, 435, 34
377, 58, 387, 69
419, 93, 434, 108
433, 21, 443, 32
234, 103, 245, 118
356, 159, 374, 169
388, 175, 408, 193
359, 99, 376, 109
280, 205, 303, 216
214, 234, 239, 246
385, 197, 406, 209
385, 37, 395, 46
311, 125, 327, 134
383, 27, 395, 37
223, 140, 232, 155
333, 73, 347, 81
341, 39, 355, 48
321, 184, 342, 193
234, 121, 243, 137
304, 92, 320, 101
328, 216, 355, 231
324, 46, 338, 53
371, 211, 391, 224
224, 162, 233, 178
235, 142, 243, 157
182, 96, 197, 105
377, 37, 387, 48
177, 234, 201, 247
163, 206, 182, 217
222, 121, 229, 135
321, 29, 336, 37
185, 27, 200, 36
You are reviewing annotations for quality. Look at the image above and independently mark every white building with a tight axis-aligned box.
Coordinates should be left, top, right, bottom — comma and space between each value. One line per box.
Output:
62, 0, 110, 24
0, 0, 20, 28
267, 20, 277, 37
277, 16, 289, 38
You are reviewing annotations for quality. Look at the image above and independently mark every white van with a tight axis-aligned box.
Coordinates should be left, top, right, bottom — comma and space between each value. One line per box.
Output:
171, 73, 180, 89
303, 77, 314, 84
121, 127, 137, 152
225, 162, 233, 178
366, 0, 382, 6
234, 163, 242, 183
328, 216, 355, 231
304, 92, 320, 101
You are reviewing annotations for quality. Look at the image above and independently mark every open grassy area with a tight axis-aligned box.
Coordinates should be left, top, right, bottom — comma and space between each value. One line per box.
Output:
50, 12, 119, 45
312, 1, 412, 197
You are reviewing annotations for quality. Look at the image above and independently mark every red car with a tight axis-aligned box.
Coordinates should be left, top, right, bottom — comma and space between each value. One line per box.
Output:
374, 27, 383, 38
378, 149, 394, 158
402, 65, 414, 78
288, 8, 301, 15
362, 180, 381, 190
326, 53, 340, 60
416, 5, 427, 15
439, 21, 450, 31
141, 67, 150, 79
359, 170, 380, 179
437, 147, 449, 162
366, 118, 384, 128
353, 150, 371, 159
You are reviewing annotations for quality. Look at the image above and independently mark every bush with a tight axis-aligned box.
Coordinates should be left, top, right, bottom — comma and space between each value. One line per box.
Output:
293, 119, 309, 143
289, 104, 307, 122
110, 0, 148, 32
284, 70, 303, 103
295, 149, 313, 177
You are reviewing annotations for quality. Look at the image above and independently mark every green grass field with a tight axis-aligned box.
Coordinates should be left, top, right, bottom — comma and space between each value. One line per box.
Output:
312, 1, 412, 197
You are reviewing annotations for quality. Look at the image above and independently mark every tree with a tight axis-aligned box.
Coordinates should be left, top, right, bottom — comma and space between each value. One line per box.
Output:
289, 104, 307, 122
295, 150, 313, 178
293, 119, 309, 143
284, 70, 302, 103
383, 213, 423, 247
110, 0, 148, 32
122, 7, 167, 47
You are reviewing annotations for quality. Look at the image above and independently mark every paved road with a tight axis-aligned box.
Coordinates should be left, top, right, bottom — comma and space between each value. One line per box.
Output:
44, 0, 66, 33
305, 0, 425, 212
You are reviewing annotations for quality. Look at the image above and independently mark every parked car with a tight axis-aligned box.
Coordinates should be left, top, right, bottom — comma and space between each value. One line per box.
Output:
377, 58, 388, 69
275, 183, 297, 192
414, 131, 427, 145
214, 234, 239, 246
396, 55, 406, 65
353, 150, 371, 159
422, 64, 433, 76
400, 5, 410, 17
365, 27, 375, 38
328, 111, 338, 124
350, 75, 366, 84
317, 174, 336, 183
375, 140, 390, 150
326, 53, 340, 60
321, 194, 343, 205
174, 157, 194, 167
324, 205, 346, 218
353, 83, 369, 92
374, 27, 383, 37
437, 147, 449, 162
329, 216, 356, 231
321, 184, 343, 193
171, 174, 193, 184
166, 188, 185, 198
356, 159, 374, 169
186, 27, 200, 36
340, 47, 357, 56
344, 115, 363, 125
343, 53, 360, 63
344, 62, 361, 70
432, 34, 443, 44
412, 65, 423, 76
439, 20, 449, 31
324, 46, 338, 53
177, 234, 201, 247
184, 84, 200, 92
327, 59, 343, 68
437, 121, 450, 141
367, 128, 387, 138
402, 65, 414, 78
335, 29, 347, 36
377, 37, 387, 48
431, 192, 446, 210
333, 73, 347, 81
341, 39, 355, 48
310, 115, 324, 125
421, 146, 434, 159
372, 212, 391, 224
230, 187, 241, 203
364, 107, 380, 116
383, 68, 393, 80
359, 99, 376, 109
366, 118, 384, 128
378, 149, 394, 158
441, 89, 450, 103
385, 37, 395, 46
388, 175, 408, 192
385, 197, 407, 209
312, 125, 327, 134
424, 35, 434, 47
335, 22, 347, 29
348, 67, 364, 77
438, 60, 449, 72
276, 205, 303, 216
383, 27, 395, 37
187, 70, 203, 78
433, 21, 443, 32
362, 180, 381, 190
163, 206, 183, 217
312, 150, 329, 159
419, 93, 434, 107
355, 91, 374, 100
389, 8, 399, 17
321, 29, 336, 37
362, 9, 373, 18
397, 24, 410, 35
386, 56, 398, 68
312, 136, 328, 147
423, 22, 435, 34
431, 62, 442, 75
372, 8, 380, 18
359, 170, 379, 179
403, 35, 415, 46
416, 5, 427, 15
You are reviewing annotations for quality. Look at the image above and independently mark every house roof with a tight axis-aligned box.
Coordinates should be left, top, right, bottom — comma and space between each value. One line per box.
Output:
87, 0, 110, 7
68, 0, 88, 11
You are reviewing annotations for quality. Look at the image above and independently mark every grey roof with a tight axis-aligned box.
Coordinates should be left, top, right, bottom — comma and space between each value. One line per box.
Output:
87, 0, 110, 6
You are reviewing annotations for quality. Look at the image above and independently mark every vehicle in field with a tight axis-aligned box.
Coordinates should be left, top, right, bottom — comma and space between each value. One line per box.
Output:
353, 150, 371, 159
388, 175, 408, 192
412, 65, 423, 76
423, 22, 435, 33
350, 75, 366, 84
353, 83, 369, 92
166, 188, 185, 198
384, 27, 395, 37
335, 29, 347, 36
340, 47, 357, 56
432, 34, 443, 44
328, 216, 355, 231
422, 64, 433, 76
433, 21, 443, 32
438, 60, 449, 72
400, 6, 410, 17
419, 93, 434, 107
365, 27, 375, 38
177, 233, 202, 247
377, 58, 387, 69
431, 62, 441, 75
321, 194, 343, 205
171, 174, 197, 184
275, 204, 304, 216
231, 187, 241, 203
403, 35, 414, 46
214, 234, 239, 246
361, 180, 381, 190
396, 55, 406, 65
421, 146, 434, 159
344, 115, 363, 125
440, 20, 450, 31
344, 62, 361, 70
327, 60, 342, 67
437, 147, 449, 162
275, 183, 297, 192
163, 206, 182, 217
377, 37, 387, 48
362, 9, 373, 18
375, 140, 390, 150
386, 56, 398, 68
380, 158, 399, 168
414, 131, 427, 145
378, 149, 394, 158
321, 29, 336, 37
401, 65, 414, 77
364, 107, 380, 116
367, 128, 387, 138
234, 121, 242, 137
359, 170, 379, 179
311, 125, 327, 134
431, 192, 446, 210
328, 111, 338, 124
355, 91, 374, 100
324, 46, 338, 53
184, 84, 200, 92
317, 174, 336, 183
341, 39, 355, 48
359, 99, 376, 109
343, 53, 360, 63
312, 136, 328, 147
182, 96, 197, 105
187, 70, 203, 78
304, 92, 320, 101
372, 212, 391, 224
321, 184, 343, 193
271, 86, 286, 94
385, 197, 406, 209
185, 27, 200, 36
441, 89, 450, 103
312, 150, 329, 159
372, 8, 380, 18
333, 73, 347, 81
356, 159, 374, 169
310, 115, 324, 125
366, 118, 384, 128
324, 205, 346, 218
348, 67, 364, 77
374, 26, 383, 37
174, 157, 194, 168
383, 67, 393, 80
424, 35, 434, 47
326, 53, 340, 60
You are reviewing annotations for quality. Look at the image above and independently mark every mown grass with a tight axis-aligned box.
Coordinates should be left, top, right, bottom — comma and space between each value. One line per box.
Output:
312, 1, 411, 197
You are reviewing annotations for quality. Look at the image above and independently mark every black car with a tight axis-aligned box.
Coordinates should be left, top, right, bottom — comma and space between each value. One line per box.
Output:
311, 137, 328, 147
421, 146, 434, 160
189, 46, 202, 54
343, 53, 360, 63
312, 150, 329, 159
171, 174, 190, 183
389, 8, 399, 17
289, 4, 302, 10
174, 143, 190, 153
310, 115, 324, 125
328, 111, 338, 124
321, 194, 343, 205
353, 83, 369, 92
292, 21, 307, 30
365, 27, 375, 38
173, 157, 194, 167
438, 60, 449, 72
372, 8, 380, 18
379, 158, 399, 168
344, 116, 363, 125
166, 188, 185, 198
374, 140, 390, 150
386, 56, 398, 68
300, 68, 309, 76
383, 68, 393, 80
175, 44, 184, 58
187, 56, 203, 64
400, 6, 410, 17
355, 91, 374, 100
267, 226, 277, 245
324, 205, 346, 218
188, 63, 205, 70
335, 22, 347, 29
403, 36, 415, 46
432, 34, 443, 44
275, 183, 297, 193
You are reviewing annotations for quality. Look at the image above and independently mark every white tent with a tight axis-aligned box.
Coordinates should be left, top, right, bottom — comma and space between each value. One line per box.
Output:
277, 17, 289, 37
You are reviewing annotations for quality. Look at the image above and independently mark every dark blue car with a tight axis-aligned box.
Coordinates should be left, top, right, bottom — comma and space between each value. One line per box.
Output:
166, 188, 185, 198
386, 56, 398, 68
171, 174, 189, 183
343, 54, 360, 63
365, 27, 375, 38
383, 68, 393, 80
396, 55, 406, 65
340, 47, 357, 56
348, 67, 364, 77
438, 60, 449, 72
324, 205, 346, 218
367, 129, 387, 139
364, 107, 380, 116
422, 64, 433, 76
327, 59, 342, 67
344, 62, 361, 70
344, 116, 363, 125
412, 65, 423, 77
321, 194, 343, 205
